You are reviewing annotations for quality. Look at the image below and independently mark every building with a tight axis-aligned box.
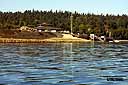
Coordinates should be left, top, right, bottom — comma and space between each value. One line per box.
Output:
36, 26, 61, 32
36, 23, 62, 32
19, 26, 36, 32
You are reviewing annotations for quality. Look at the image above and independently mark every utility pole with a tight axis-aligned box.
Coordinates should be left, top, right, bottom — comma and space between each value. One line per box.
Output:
70, 13, 73, 34
109, 31, 112, 38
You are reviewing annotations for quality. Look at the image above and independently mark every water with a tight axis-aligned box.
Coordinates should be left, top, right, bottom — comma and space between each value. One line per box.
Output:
0, 43, 128, 85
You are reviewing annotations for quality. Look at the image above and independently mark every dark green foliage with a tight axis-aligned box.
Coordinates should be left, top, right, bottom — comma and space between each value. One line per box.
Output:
0, 10, 128, 39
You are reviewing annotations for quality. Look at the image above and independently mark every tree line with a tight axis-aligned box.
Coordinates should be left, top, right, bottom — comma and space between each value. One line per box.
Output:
0, 10, 128, 39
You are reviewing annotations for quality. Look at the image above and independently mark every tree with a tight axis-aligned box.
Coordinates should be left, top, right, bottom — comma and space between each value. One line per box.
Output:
0, 10, 128, 39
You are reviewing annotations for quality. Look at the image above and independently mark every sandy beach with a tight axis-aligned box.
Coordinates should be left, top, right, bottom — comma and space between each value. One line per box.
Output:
0, 34, 127, 43
0, 38, 91, 43
0, 34, 91, 43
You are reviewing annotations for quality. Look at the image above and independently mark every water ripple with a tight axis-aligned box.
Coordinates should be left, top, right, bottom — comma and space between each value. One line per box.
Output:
0, 43, 128, 85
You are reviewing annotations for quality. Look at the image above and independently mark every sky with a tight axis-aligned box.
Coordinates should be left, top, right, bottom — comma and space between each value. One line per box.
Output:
0, 0, 128, 15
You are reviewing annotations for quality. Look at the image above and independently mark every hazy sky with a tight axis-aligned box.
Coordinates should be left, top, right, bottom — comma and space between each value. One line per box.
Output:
0, 0, 127, 15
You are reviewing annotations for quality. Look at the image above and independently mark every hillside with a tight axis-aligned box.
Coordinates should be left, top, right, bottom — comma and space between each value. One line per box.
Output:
0, 30, 57, 39
0, 10, 128, 39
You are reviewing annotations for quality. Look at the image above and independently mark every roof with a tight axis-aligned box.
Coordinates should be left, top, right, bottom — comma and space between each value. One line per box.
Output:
36, 26, 62, 30
36, 26, 44, 30
37, 23, 52, 26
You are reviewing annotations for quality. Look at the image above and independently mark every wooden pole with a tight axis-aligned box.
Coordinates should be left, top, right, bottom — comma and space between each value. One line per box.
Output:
71, 13, 73, 34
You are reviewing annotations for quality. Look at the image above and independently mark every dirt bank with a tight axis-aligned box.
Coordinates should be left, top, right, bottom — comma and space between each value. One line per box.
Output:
0, 29, 57, 39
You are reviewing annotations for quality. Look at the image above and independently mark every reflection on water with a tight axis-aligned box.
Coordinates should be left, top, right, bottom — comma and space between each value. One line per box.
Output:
0, 43, 128, 85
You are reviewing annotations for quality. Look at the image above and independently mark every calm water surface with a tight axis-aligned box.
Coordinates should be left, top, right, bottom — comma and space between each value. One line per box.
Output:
0, 43, 128, 85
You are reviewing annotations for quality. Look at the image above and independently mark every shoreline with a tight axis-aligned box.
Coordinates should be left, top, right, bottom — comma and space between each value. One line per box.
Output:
0, 38, 91, 43
0, 38, 128, 43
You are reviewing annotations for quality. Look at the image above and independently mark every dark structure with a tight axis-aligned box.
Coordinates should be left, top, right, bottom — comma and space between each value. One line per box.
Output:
36, 23, 62, 32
